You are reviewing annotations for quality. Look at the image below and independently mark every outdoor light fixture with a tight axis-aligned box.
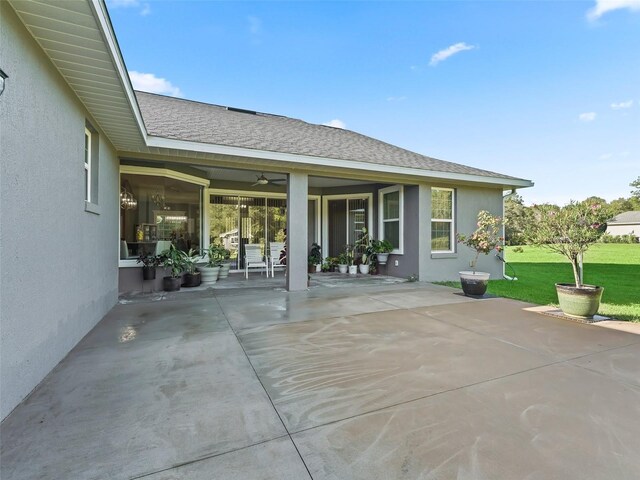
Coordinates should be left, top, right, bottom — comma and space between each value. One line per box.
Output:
120, 187, 137, 210
0, 68, 7, 96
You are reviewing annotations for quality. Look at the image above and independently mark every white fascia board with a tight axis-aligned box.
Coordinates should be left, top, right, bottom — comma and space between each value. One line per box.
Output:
89, 0, 148, 142
145, 135, 534, 188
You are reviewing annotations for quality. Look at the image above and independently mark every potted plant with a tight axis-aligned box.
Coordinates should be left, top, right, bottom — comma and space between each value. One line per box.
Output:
158, 243, 186, 292
372, 239, 394, 265
355, 227, 373, 274
198, 243, 224, 285
457, 210, 503, 296
308, 243, 323, 273
137, 253, 159, 280
218, 248, 232, 279
182, 248, 202, 287
525, 201, 610, 318
337, 251, 350, 274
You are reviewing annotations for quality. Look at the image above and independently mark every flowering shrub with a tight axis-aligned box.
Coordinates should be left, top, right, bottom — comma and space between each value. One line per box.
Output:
457, 210, 503, 273
524, 201, 610, 288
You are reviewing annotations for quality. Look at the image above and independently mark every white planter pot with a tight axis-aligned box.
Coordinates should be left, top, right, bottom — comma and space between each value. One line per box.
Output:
358, 264, 370, 274
458, 271, 491, 296
376, 253, 389, 265
198, 265, 220, 285
348, 265, 358, 275
338, 264, 348, 274
218, 263, 231, 279
315, 264, 322, 272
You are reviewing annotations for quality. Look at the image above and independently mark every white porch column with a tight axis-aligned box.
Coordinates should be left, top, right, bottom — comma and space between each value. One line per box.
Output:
286, 172, 309, 291
418, 184, 431, 282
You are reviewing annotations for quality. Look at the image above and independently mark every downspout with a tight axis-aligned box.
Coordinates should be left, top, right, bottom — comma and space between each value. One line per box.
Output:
501, 189, 518, 280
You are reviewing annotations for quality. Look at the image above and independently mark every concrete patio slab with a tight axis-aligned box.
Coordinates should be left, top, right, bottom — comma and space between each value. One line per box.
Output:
140, 437, 311, 480
413, 297, 638, 360
2, 282, 639, 479
293, 362, 640, 480
239, 308, 555, 432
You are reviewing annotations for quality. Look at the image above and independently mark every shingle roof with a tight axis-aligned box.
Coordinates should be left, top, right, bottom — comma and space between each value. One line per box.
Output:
609, 211, 640, 224
135, 91, 524, 181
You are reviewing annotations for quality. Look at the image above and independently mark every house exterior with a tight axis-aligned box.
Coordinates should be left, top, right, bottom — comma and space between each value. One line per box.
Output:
606, 211, 640, 239
0, 0, 532, 420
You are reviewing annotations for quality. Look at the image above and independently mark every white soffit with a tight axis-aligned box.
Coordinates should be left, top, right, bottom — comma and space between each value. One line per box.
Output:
8, 0, 145, 150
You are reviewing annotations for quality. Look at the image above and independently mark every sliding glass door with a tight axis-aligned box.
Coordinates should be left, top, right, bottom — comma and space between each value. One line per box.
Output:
325, 196, 370, 257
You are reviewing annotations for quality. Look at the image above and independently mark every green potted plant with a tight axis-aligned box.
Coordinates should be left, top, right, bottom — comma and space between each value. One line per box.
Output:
457, 210, 503, 296
372, 239, 394, 265
337, 251, 350, 274
355, 227, 373, 274
198, 243, 224, 285
182, 248, 202, 287
158, 243, 187, 291
308, 243, 323, 273
218, 247, 232, 279
525, 201, 610, 318
137, 253, 160, 280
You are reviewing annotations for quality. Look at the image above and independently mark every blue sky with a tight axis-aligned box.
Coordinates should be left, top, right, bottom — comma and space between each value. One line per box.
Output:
107, 0, 640, 205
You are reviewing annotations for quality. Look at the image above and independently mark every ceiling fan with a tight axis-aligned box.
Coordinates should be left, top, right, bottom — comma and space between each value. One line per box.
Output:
252, 173, 286, 186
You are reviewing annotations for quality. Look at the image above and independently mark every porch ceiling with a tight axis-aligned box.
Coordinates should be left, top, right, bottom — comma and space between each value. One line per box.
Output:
8, 0, 146, 150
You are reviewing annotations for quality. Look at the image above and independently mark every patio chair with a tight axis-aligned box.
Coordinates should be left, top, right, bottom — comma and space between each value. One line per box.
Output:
244, 243, 267, 278
268, 242, 286, 277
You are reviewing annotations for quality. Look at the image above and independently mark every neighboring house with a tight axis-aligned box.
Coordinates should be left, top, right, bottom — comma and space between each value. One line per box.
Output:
0, 0, 533, 420
606, 211, 640, 238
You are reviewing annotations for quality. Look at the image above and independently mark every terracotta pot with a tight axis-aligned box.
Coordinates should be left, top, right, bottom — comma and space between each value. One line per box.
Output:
459, 271, 490, 296
555, 283, 603, 318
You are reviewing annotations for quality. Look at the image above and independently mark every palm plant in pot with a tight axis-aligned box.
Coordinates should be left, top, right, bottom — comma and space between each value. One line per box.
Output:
525, 201, 610, 318
137, 253, 160, 280
158, 243, 187, 292
198, 243, 225, 285
182, 248, 202, 288
457, 210, 503, 297
355, 227, 373, 274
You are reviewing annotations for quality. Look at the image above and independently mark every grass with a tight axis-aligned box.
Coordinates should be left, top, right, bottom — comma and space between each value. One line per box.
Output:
435, 244, 640, 322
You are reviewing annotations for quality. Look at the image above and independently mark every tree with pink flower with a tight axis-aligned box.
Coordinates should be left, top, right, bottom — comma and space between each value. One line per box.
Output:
457, 210, 503, 274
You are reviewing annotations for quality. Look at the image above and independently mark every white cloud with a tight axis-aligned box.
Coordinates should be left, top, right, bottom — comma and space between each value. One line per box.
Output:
323, 119, 346, 129
107, 0, 150, 16
587, 0, 640, 21
579, 112, 597, 122
387, 96, 407, 102
429, 42, 476, 66
611, 100, 634, 109
128, 71, 183, 97
599, 153, 613, 160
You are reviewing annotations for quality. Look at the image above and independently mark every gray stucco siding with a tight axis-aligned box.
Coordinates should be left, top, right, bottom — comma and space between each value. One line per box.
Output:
0, 3, 119, 420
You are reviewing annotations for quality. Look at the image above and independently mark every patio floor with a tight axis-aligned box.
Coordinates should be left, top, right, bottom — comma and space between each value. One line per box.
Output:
2, 281, 640, 479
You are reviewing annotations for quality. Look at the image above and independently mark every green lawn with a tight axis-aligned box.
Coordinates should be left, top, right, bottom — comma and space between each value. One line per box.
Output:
435, 244, 640, 322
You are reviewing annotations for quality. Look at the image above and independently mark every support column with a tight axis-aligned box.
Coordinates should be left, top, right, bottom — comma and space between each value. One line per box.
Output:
286, 172, 308, 291
417, 184, 431, 282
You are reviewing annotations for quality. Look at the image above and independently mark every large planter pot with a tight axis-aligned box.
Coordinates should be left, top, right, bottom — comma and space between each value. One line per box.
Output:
308, 264, 316, 274
163, 276, 182, 292
338, 264, 348, 274
198, 265, 220, 285
182, 272, 201, 288
348, 265, 358, 275
218, 263, 231, 279
459, 271, 491, 296
376, 253, 389, 265
315, 264, 322, 273
555, 283, 604, 319
358, 264, 370, 274
142, 266, 156, 281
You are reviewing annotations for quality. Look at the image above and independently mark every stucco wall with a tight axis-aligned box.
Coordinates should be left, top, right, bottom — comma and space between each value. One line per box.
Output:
0, 4, 119, 420
606, 224, 639, 237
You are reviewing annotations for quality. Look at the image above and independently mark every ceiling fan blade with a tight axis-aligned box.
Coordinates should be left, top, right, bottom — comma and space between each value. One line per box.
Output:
270, 178, 287, 184
251, 182, 260, 186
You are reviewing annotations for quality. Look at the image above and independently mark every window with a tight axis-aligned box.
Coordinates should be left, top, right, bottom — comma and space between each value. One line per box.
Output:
84, 127, 92, 202
378, 185, 403, 254
431, 187, 455, 252
84, 123, 100, 212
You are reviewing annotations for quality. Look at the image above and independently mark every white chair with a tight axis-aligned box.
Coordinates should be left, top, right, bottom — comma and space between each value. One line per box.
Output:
268, 242, 286, 278
244, 244, 267, 278
155, 240, 172, 255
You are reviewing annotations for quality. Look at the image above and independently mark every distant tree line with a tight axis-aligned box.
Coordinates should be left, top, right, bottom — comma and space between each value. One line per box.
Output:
504, 176, 640, 246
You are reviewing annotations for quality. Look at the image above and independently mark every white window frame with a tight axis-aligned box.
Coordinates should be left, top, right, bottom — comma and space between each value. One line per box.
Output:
84, 127, 92, 202
378, 185, 403, 254
431, 187, 455, 253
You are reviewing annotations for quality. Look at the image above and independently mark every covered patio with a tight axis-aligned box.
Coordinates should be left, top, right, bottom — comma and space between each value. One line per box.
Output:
2, 282, 639, 479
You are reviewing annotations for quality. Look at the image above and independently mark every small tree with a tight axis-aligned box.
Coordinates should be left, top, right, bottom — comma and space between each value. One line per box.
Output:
525, 201, 610, 288
457, 211, 503, 274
